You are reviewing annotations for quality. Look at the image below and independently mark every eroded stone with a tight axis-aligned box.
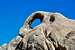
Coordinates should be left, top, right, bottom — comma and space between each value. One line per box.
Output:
0, 11, 75, 50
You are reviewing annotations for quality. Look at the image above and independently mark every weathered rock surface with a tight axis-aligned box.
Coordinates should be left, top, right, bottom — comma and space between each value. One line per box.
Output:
0, 11, 75, 50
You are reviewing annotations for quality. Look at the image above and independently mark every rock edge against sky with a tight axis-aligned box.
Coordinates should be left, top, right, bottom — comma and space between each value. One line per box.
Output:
0, 11, 75, 50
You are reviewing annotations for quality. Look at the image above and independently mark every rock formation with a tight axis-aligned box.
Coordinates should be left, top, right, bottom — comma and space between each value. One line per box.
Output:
0, 11, 75, 50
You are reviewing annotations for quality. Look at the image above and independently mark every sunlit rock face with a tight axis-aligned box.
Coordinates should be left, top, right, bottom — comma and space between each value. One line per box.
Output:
0, 11, 75, 50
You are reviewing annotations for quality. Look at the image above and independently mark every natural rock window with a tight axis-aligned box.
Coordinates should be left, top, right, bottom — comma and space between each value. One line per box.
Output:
31, 19, 41, 29
29, 13, 44, 28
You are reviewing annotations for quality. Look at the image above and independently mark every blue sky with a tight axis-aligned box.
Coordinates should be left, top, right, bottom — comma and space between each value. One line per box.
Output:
0, 0, 75, 45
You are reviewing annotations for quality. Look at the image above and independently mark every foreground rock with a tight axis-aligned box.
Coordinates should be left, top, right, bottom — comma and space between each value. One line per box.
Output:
0, 11, 75, 50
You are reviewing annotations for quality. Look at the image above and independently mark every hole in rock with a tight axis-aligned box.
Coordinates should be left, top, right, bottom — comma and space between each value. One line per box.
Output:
49, 15, 55, 22
29, 13, 44, 29
31, 19, 41, 29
